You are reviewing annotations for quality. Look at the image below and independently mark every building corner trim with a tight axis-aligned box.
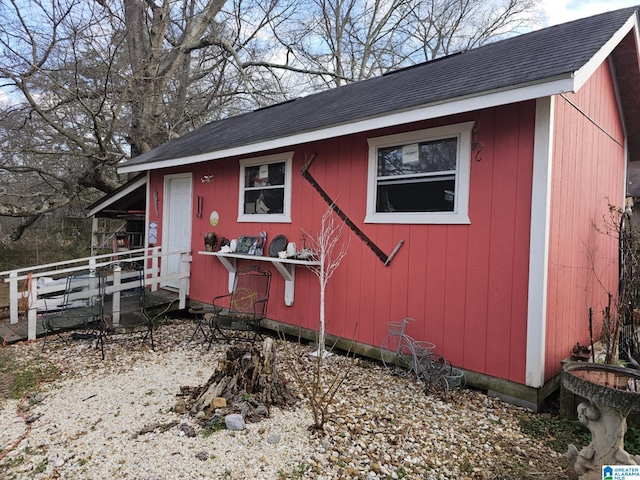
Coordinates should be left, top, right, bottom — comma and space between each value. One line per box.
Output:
526, 96, 555, 388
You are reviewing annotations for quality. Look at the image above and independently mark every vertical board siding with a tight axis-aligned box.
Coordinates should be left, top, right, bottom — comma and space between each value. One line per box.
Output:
442, 225, 468, 367
545, 60, 626, 380
405, 225, 429, 343
463, 110, 495, 375
151, 104, 536, 384
482, 104, 535, 383
510, 114, 536, 381
485, 106, 521, 378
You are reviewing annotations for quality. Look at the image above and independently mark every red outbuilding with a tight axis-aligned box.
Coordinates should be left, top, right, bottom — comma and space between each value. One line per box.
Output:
118, 7, 640, 409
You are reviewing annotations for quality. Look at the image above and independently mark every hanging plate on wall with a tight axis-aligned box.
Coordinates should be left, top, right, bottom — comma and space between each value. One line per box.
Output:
268, 235, 288, 257
210, 211, 219, 227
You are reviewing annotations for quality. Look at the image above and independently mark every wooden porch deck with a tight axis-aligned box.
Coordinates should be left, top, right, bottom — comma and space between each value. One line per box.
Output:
0, 289, 182, 345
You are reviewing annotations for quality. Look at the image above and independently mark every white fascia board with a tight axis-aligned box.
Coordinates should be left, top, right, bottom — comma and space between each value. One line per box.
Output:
525, 96, 554, 388
118, 77, 574, 174
574, 14, 639, 91
87, 175, 147, 217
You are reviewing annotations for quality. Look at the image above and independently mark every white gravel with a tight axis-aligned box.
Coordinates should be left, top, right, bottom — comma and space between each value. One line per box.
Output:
0, 319, 572, 479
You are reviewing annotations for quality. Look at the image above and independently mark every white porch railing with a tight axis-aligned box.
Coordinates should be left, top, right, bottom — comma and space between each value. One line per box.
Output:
0, 247, 191, 340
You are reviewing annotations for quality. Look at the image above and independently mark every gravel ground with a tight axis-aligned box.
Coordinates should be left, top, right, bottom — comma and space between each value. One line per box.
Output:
0, 318, 574, 479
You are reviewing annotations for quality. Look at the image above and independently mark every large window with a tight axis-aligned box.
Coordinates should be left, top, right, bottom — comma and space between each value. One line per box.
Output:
365, 122, 473, 224
238, 152, 293, 223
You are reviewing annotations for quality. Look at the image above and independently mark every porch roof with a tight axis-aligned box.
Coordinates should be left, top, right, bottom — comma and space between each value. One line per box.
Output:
119, 7, 640, 174
87, 174, 146, 218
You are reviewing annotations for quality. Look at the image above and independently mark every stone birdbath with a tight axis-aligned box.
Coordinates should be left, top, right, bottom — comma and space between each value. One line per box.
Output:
563, 363, 640, 480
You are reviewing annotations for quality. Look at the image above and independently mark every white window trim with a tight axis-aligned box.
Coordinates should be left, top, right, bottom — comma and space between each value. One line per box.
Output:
238, 152, 293, 223
365, 121, 474, 224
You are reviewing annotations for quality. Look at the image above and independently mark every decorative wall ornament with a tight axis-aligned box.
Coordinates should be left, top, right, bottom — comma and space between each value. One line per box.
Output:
204, 232, 218, 251
209, 211, 219, 227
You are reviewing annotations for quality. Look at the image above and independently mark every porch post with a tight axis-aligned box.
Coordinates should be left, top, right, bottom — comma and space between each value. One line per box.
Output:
9, 271, 18, 324
27, 276, 38, 340
151, 246, 160, 292
179, 252, 190, 309
112, 265, 121, 326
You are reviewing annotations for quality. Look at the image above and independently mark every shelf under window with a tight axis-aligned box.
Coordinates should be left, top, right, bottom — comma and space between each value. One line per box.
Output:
198, 251, 320, 306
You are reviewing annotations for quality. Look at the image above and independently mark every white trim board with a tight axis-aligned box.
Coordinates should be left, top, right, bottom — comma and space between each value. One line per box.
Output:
525, 96, 554, 388
573, 15, 639, 91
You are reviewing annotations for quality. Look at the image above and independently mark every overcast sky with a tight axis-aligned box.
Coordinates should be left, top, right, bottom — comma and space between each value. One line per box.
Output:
542, 0, 639, 25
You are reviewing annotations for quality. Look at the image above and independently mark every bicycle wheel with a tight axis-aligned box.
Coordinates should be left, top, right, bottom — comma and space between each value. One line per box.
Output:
380, 334, 414, 376
429, 375, 449, 399
419, 354, 451, 398
418, 354, 446, 384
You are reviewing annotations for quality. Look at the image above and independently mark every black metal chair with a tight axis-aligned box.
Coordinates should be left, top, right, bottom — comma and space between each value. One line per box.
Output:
105, 264, 171, 351
41, 272, 107, 358
202, 265, 272, 348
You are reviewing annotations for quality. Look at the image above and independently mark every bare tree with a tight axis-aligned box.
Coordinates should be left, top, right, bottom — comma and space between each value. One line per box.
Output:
304, 206, 350, 354
0, 0, 297, 240
279, 0, 543, 89
0, 0, 543, 242
407, 0, 543, 61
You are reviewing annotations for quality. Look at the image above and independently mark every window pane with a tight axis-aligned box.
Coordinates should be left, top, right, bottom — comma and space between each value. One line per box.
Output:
243, 188, 285, 214
376, 178, 455, 212
377, 138, 457, 177
244, 162, 285, 188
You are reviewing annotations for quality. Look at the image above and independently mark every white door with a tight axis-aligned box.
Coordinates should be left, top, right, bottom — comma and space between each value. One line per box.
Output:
162, 174, 192, 289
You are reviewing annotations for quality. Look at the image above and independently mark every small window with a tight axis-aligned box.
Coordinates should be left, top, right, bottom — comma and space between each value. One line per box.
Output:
238, 152, 293, 223
365, 122, 473, 224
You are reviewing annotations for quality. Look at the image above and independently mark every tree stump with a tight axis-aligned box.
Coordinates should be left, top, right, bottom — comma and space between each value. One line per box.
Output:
180, 337, 296, 423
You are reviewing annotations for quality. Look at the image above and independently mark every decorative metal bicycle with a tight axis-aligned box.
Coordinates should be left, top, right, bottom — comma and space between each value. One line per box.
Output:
380, 318, 465, 397
380, 318, 435, 377
419, 353, 466, 397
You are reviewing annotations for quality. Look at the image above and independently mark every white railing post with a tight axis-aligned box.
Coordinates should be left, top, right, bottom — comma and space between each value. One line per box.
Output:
179, 252, 190, 309
9, 271, 18, 324
151, 246, 160, 291
88, 257, 97, 305
27, 276, 38, 340
112, 265, 121, 327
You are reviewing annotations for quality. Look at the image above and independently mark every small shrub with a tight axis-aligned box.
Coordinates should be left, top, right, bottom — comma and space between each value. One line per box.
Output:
35, 458, 48, 473
459, 455, 473, 474
278, 463, 311, 480
200, 419, 225, 437
625, 425, 640, 455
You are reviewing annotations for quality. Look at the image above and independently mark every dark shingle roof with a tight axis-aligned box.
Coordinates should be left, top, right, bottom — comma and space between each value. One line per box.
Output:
121, 6, 639, 170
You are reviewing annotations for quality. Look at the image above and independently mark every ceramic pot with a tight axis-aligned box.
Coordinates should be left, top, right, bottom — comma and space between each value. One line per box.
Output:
204, 232, 218, 251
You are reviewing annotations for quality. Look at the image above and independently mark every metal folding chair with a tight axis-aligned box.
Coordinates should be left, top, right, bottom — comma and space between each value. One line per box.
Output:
203, 265, 272, 348
41, 271, 106, 358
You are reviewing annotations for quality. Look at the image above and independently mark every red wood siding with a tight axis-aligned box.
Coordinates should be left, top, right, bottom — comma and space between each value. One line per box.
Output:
150, 102, 537, 384
545, 60, 626, 380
